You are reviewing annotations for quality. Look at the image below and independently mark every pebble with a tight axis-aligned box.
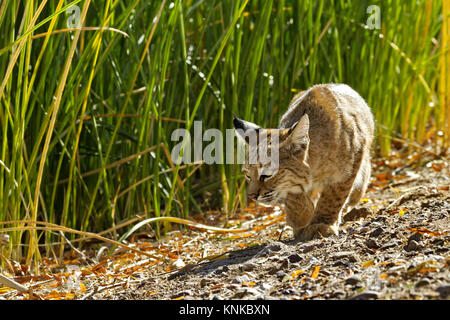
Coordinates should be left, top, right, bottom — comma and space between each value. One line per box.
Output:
287, 253, 302, 263
408, 233, 422, 243
259, 283, 272, 291
347, 290, 379, 300
240, 263, 257, 272
173, 258, 185, 268
415, 279, 431, 288
366, 238, 380, 249
404, 240, 422, 251
171, 290, 193, 299
331, 251, 360, 263
233, 274, 250, 284
302, 242, 324, 253
332, 290, 346, 297
320, 269, 331, 276
266, 242, 284, 252
345, 275, 362, 286
369, 227, 384, 238
275, 270, 287, 278
200, 278, 211, 288
381, 240, 399, 250
436, 285, 450, 298
279, 259, 290, 270
282, 288, 297, 295
215, 265, 229, 274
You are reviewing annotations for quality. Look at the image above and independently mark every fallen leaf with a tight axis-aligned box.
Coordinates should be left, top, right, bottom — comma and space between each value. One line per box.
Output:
310, 266, 320, 279
407, 227, 448, 237
242, 281, 256, 287
379, 273, 388, 280
362, 260, 375, 268
291, 270, 305, 278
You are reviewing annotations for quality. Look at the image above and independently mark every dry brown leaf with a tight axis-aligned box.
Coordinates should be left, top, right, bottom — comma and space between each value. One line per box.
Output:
407, 227, 448, 236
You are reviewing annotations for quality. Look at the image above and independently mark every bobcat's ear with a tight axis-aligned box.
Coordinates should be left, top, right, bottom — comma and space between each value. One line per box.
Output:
288, 114, 309, 140
285, 114, 309, 151
233, 115, 260, 144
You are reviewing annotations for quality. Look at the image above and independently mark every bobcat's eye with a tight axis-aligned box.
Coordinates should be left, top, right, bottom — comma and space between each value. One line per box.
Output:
259, 174, 272, 182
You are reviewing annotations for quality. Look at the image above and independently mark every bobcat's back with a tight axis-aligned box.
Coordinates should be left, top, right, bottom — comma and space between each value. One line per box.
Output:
279, 84, 374, 184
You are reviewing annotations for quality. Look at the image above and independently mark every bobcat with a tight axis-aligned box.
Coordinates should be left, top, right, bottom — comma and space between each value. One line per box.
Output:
233, 84, 374, 241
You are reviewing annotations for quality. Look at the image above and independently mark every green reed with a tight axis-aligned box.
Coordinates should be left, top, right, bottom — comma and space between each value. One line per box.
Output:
0, 0, 445, 266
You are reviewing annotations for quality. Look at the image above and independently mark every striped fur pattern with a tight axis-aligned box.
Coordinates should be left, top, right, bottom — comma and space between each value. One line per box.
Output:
234, 84, 374, 241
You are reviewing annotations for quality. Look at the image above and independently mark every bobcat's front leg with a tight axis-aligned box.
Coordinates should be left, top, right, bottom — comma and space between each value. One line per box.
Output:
284, 192, 315, 235
295, 182, 352, 241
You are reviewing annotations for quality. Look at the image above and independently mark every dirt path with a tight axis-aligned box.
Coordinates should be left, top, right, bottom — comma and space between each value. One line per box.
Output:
103, 156, 449, 300
1, 155, 448, 300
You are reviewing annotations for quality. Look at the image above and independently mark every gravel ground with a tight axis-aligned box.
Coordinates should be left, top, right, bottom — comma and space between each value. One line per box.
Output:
2, 156, 447, 301
98, 157, 449, 300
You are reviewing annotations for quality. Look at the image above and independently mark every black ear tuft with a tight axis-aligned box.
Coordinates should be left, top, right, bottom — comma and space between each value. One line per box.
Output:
233, 116, 244, 131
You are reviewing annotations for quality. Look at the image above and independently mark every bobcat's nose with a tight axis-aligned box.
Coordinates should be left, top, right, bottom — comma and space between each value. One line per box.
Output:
248, 192, 259, 201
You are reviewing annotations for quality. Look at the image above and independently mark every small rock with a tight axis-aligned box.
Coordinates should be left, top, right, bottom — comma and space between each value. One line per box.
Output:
404, 240, 422, 252
173, 258, 185, 268
266, 242, 284, 252
332, 290, 346, 297
279, 259, 290, 270
415, 279, 431, 288
255, 243, 284, 258
345, 275, 362, 286
359, 227, 369, 233
259, 283, 272, 291
435, 247, 449, 254
301, 243, 324, 253
215, 265, 229, 274
200, 278, 211, 288
331, 251, 360, 263
369, 227, 384, 238
347, 291, 379, 300
320, 269, 331, 276
381, 240, 399, 250
408, 233, 422, 243
275, 270, 287, 278
288, 253, 302, 263
366, 238, 380, 249
240, 263, 257, 272
233, 274, 250, 284
171, 290, 193, 299
436, 285, 450, 298
231, 288, 260, 299
282, 288, 298, 295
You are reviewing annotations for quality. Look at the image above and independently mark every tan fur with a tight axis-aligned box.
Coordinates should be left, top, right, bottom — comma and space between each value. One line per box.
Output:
235, 84, 374, 241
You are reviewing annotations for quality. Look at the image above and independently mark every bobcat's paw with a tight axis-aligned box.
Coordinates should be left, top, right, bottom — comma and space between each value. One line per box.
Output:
294, 223, 338, 241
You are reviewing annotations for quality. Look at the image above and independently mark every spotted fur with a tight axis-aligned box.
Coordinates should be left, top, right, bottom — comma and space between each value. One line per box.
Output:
234, 84, 374, 241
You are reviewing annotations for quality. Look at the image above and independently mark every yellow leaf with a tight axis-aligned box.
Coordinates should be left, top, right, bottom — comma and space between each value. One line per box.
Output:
360, 198, 369, 203
242, 281, 256, 287
291, 270, 305, 278
310, 266, 320, 279
79, 282, 86, 293
399, 209, 405, 216
379, 273, 388, 280
362, 260, 375, 268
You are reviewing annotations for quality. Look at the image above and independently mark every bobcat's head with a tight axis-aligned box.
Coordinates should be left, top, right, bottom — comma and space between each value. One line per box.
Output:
233, 114, 311, 205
